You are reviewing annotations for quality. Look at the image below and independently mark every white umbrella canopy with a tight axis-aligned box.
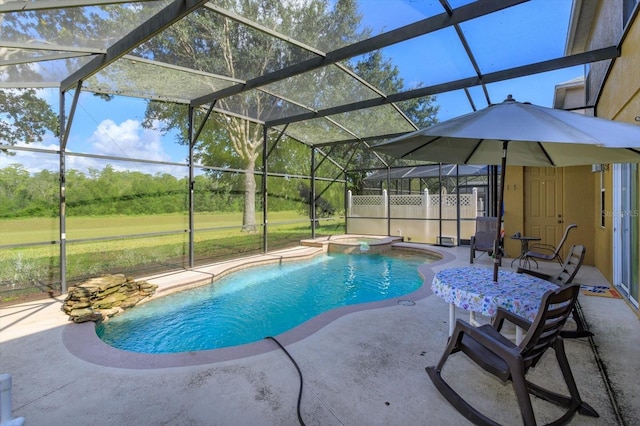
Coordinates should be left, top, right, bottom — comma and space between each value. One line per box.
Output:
373, 95, 640, 166
372, 95, 640, 281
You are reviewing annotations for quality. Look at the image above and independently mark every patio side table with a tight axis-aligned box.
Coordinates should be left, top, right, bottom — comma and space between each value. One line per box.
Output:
510, 235, 541, 268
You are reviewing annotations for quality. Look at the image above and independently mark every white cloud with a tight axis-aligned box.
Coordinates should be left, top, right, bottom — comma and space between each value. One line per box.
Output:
6, 134, 60, 174
5, 119, 188, 178
89, 119, 171, 162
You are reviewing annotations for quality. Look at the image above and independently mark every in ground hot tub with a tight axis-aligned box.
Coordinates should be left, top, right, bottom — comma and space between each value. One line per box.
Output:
325, 235, 402, 254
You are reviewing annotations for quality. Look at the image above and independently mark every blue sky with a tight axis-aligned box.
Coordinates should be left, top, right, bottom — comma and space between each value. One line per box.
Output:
6, 0, 583, 175
7, 91, 188, 177
354, 0, 580, 118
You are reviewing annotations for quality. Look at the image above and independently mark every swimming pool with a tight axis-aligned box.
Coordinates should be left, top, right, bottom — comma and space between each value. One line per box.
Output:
96, 251, 434, 354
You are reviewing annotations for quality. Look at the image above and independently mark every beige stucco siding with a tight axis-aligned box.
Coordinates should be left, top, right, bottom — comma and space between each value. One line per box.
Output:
597, 12, 640, 314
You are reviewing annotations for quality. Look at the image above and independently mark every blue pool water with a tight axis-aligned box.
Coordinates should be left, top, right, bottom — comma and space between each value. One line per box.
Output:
96, 251, 432, 354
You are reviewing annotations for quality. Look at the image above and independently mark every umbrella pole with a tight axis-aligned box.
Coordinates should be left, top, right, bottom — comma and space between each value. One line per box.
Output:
494, 141, 508, 282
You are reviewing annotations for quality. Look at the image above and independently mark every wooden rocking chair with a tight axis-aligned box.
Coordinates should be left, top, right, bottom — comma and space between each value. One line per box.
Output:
518, 245, 592, 339
426, 283, 598, 426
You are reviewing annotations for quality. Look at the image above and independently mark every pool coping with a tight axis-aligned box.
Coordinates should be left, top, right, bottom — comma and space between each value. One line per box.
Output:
62, 241, 454, 369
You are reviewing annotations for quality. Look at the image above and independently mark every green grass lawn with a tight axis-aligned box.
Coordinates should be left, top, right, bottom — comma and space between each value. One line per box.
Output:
0, 211, 311, 245
0, 212, 345, 303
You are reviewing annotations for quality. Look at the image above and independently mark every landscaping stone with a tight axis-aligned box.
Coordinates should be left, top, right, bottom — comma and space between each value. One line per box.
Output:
68, 308, 103, 323
62, 274, 157, 323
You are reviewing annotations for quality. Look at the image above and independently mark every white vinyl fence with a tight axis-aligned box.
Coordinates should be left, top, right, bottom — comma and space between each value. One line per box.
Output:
346, 188, 482, 244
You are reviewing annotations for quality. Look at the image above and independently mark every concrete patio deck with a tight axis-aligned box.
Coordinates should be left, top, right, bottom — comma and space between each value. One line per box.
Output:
1, 244, 638, 425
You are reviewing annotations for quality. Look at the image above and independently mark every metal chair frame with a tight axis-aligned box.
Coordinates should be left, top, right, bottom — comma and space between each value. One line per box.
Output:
525, 223, 577, 267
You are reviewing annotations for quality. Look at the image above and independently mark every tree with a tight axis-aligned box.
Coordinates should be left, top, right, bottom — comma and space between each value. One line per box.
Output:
0, 4, 160, 149
0, 89, 58, 148
336, 50, 439, 194
143, 1, 439, 227
141, 0, 368, 232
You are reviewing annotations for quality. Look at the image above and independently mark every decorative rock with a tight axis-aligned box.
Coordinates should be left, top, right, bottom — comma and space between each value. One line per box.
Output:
69, 308, 103, 323
93, 292, 127, 309
95, 285, 121, 298
97, 307, 123, 318
120, 295, 143, 309
62, 274, 158, 323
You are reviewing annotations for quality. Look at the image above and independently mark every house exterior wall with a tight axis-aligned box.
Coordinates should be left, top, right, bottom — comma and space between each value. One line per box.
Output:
564, 0, 640, 316
564, 86, 587, 109
504, 165, 596, 266
503, 166, 524, 258
582, 1, 623, 106
596, 5, 640, 317
551, 77, 596, 266
564, 166, 596, 266
504, 74, 600, 266
597, 10, 640, 124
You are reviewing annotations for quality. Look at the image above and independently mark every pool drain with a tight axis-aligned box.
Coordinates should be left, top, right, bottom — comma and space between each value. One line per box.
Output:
397, 299, 415, 306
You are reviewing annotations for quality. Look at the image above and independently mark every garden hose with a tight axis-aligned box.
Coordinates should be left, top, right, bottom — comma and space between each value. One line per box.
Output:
265, 336, 306, 426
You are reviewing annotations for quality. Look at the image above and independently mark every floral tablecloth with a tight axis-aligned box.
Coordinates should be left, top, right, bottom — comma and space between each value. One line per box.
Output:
432, 266, 557, 321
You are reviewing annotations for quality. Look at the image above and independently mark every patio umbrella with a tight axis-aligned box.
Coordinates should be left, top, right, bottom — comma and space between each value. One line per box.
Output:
372, 95, 640, 281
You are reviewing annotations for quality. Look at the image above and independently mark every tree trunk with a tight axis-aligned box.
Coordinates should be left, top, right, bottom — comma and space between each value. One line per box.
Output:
242, 158, 257, 233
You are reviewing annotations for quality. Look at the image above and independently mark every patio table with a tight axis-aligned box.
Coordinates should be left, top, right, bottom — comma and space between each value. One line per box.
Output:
510, 235, 541, 268
431, 266, 556, 343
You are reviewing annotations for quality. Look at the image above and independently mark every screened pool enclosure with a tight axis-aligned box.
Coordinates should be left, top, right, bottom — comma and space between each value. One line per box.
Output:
347, 164, 498, 245
0, 0, 618, 301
